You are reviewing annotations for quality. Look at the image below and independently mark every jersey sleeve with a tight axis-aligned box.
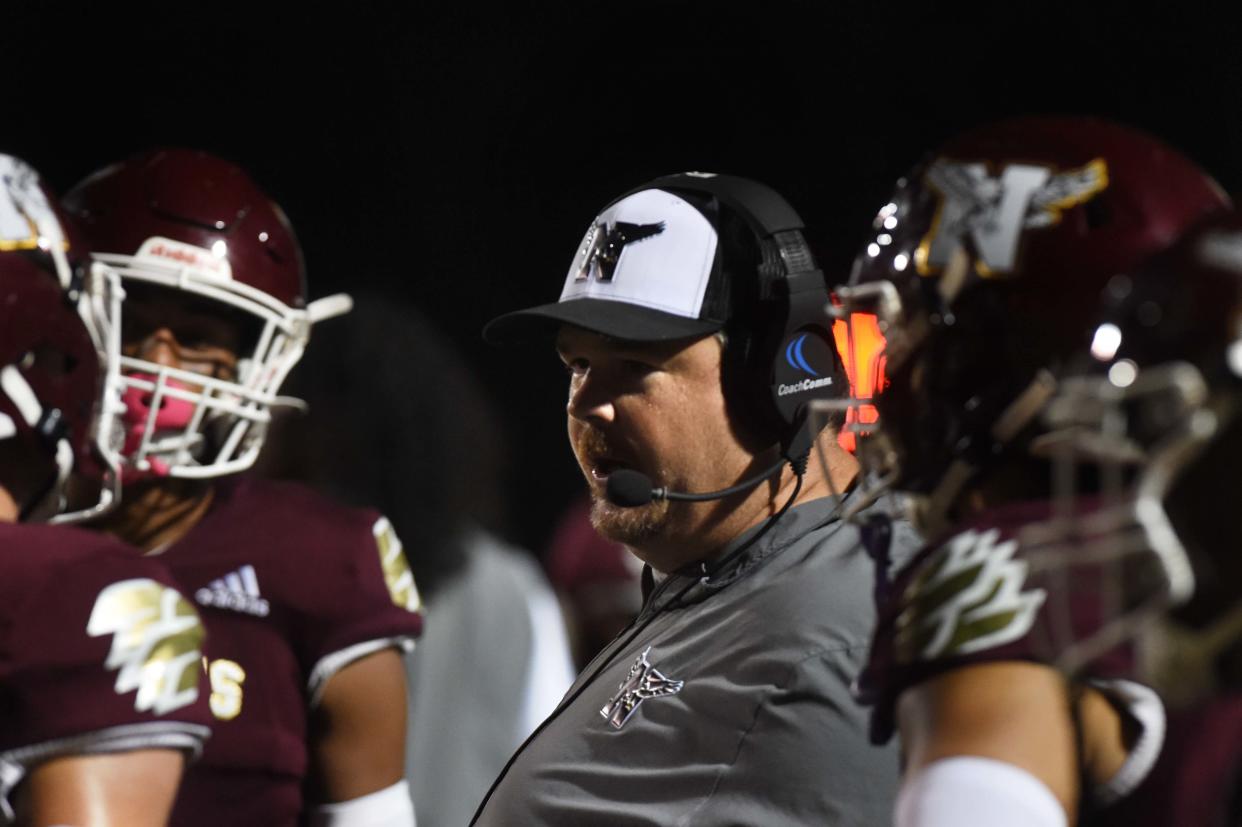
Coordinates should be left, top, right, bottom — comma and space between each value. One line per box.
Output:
0, 546, 212, 810
290, 511, 424, 703
857, 521, 1141, 744
855, 536, 967, 744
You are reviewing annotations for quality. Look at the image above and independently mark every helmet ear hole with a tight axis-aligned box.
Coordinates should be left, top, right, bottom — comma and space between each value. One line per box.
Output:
28, 344, 77, 378
1085, 198, 1112, 229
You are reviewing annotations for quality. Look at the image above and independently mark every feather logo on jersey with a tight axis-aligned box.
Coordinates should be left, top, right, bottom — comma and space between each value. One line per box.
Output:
600, 646, 684, 729
87, 579, 205, 715
894, 528, 1046, 664
373, 517, 422, 613
915, 158, 1108, 277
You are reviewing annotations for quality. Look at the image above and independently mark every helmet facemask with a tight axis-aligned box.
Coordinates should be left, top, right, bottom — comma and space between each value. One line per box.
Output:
811, 278, 908, 524
98, 250, 321, 480
1028, 215, 1242, 690
1027, 361, 1213, 675
51, 260, 126, 523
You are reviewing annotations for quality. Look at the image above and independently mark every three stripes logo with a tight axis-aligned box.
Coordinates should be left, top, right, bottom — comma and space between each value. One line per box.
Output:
195, 564, 271, 617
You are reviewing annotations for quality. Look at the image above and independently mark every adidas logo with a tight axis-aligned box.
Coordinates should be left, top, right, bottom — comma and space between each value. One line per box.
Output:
195, 565, 271, 617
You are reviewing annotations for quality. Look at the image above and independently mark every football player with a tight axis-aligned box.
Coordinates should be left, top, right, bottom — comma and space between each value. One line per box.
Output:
822, 117, 1230, 826
0, 153, 211, 826
62, 149, 424, 827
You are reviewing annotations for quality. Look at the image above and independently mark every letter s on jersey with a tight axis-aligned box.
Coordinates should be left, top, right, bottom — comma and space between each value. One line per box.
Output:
207, 658, 246, 720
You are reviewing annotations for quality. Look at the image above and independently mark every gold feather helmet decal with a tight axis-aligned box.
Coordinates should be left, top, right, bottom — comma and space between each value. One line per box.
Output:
914, 158, 1109, 279
87, 578, 205, 715
373, 516, 423, 613
0, 155, 68, 253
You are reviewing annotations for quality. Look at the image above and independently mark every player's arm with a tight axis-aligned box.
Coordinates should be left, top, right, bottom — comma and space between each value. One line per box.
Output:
306, 648, 415, 826
896, 661, 1078, 827
894, 660, 1142, 819
16, 749, 185, 827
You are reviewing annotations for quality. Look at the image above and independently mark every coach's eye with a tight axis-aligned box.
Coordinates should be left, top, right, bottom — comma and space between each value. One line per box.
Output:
622, 359, 657, 378
563, 358, 588, 378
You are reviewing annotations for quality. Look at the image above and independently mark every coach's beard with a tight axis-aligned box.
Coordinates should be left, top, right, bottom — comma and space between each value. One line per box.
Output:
589, 487, 671, 547
574, 427, 672, 547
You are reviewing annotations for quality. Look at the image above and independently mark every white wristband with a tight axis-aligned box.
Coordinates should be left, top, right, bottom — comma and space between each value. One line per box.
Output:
307, 780, 416, 827
897, 756, 1067, 827
1085, 678, 1166, 804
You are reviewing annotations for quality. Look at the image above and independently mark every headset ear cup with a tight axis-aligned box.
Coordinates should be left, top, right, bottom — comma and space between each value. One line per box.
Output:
643, 174, 842, 460
768, 285, 846, 458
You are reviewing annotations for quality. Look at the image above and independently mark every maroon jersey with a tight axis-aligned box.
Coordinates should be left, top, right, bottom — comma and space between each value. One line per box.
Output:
857, 500, 1147, 744
0, 523, 211, 816
158, 476, 423, 827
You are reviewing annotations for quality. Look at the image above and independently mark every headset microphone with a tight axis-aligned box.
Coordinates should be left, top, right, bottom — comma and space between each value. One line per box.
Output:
605, 455, 791, 508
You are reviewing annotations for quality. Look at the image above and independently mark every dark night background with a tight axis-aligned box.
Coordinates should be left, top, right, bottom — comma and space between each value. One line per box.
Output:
8, 4, 1242, 558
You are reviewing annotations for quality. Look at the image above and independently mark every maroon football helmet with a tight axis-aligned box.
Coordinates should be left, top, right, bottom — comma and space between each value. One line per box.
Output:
0, 154, 122, 522
827, 116, 1230, 535
62, 149, 350, 480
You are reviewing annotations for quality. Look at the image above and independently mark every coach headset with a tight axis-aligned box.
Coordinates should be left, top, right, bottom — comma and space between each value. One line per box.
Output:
603, 172, 847, 508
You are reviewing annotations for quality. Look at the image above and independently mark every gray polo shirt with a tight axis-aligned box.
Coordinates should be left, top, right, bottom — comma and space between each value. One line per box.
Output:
471, 493, 919, 826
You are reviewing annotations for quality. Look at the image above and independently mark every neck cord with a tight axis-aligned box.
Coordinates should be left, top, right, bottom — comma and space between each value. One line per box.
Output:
468, 471, 806, 824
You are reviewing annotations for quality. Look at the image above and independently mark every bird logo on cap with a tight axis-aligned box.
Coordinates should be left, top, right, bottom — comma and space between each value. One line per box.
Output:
575, 221, 666, 283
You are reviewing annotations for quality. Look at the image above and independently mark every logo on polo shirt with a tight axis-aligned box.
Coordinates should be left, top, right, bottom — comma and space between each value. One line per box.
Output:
575, 221, 666, 283
600, 646, 684, 729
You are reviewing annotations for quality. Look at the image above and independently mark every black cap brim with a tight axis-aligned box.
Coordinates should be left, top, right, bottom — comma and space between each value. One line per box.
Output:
483, 297, 722, 346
